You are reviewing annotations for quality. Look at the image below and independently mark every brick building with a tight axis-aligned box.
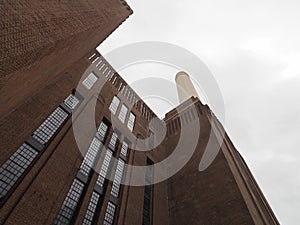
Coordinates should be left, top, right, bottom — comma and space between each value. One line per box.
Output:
0, 1, 279, 225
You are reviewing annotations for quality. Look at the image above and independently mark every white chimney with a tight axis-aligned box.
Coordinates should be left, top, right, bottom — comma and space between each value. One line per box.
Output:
175, 71, 199, 103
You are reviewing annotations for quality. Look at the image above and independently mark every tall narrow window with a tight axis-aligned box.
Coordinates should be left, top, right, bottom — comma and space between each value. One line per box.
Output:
97, 122, 108, 142
96, 150, 113, 187
0, 143, 39, 198
79, 137, 102, 176
108, 132, 118, 151
109, 96, 120, 115
54, 179, 85, 225
82, 191, 100, 225
142, 159, 154, 225
82, 72, 98, 90
103, 202, 116, 225
32, 107, 68, 145
120, 141, 129, 158
118, 104, 128, 123
127, 112, 135, 131
111, 159, 125, 198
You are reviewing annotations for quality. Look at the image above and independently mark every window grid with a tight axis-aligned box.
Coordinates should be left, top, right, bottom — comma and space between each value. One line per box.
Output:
64, 94, 80, 110
54, 179, 85, 225
32, 107, 68, 145
0, 143, 38, 198
127, 112, 135, 132
103, 202, 116, 225
111, 159, 125, 198
82, 72, 98, 90
96, 150, 112, 187
109, 132, 118, 150
109, 96, 120, 115
120, 142, 128, 157
79, 138, 102, 176
97, 122, 108, 141
82, 191, 100, 225
118, 104, 128, 123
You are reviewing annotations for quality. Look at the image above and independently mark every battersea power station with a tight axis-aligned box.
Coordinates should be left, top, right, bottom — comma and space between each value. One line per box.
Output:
0, 1, 280, 225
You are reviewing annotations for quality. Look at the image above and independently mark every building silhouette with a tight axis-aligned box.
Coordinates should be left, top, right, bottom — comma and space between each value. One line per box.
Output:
0, 1, 279, 225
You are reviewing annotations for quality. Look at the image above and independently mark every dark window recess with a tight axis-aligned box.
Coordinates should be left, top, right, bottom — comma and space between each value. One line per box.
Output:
82, 191, 100, 225
142, 159, 154, 225
53, 179, 85, 225
32, 107, 68, 145
0, 143, 39, 198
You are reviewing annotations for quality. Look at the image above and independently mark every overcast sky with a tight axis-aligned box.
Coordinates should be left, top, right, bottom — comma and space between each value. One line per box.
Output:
98, 0, 300, 223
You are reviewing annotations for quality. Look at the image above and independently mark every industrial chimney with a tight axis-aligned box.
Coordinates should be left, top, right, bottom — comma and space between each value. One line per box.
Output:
175, 71, 199, 103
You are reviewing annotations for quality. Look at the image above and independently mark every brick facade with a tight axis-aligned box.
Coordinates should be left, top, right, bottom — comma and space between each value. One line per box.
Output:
0, 2, 279, 224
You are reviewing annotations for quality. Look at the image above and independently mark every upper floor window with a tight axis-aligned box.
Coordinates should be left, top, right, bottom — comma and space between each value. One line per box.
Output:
127, 112, 135, 131
118, 104, 128, 123
103, 202, 116, 225
111, 159, 125, 198
64, 94, 80, 110
0, 143, 39, 198
32, 107, 68, 145
79, 137, 102, 176
82, 191, 100, 225
109, 96, 120, 115
96, 150, 113, 187
98, 122, 108, 142
82, 72, 98, 90
54, 178, 85, 225
120, 141, 129, 157
109, 132, 118, 151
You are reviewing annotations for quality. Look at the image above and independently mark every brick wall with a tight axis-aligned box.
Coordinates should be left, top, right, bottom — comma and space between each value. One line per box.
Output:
0, 0, 132, 118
